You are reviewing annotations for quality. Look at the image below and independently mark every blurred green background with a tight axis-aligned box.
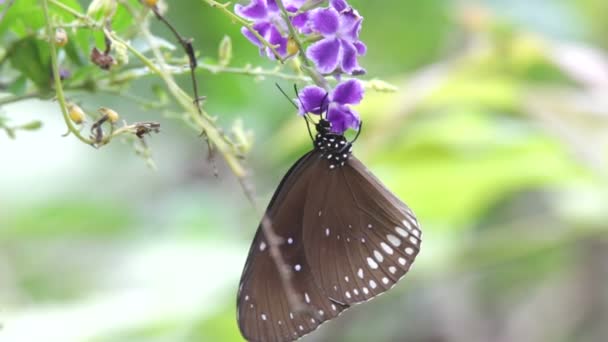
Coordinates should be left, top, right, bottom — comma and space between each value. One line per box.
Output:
1, 0, 608, 341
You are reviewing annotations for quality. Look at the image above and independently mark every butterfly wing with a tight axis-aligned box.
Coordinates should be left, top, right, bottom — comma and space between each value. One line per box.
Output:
237, 152, 348, 342
302, 155, 422, 305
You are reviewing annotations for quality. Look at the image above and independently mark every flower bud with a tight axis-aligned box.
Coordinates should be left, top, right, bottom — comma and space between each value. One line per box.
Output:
54, 28, 68, 47
98, 107, 119, 123
287, 38, 299, 56
67, 103, 86, 124
218, 35, 232, 66
142, 0, 158, 8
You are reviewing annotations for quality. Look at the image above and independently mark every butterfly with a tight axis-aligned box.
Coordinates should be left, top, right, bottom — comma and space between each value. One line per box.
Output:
236, 112, 421, 342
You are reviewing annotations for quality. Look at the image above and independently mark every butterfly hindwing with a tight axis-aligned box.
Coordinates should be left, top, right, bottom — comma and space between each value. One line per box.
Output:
302, 155, 421, 305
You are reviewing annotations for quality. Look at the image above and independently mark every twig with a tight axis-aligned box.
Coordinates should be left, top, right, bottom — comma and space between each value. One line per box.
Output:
148, 6, 204, 113
42, 0, 94, 145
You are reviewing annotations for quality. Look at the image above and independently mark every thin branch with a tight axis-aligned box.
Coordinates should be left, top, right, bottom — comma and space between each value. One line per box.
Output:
147, 5, 205, 113
42, 0, 94, 145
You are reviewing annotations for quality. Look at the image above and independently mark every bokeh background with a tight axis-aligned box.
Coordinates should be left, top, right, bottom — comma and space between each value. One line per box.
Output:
1, 0, 608, 341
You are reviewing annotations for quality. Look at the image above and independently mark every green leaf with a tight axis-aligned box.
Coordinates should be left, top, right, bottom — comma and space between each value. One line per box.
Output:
19, 120, 43, 130
8, 37, 51, 90
7, 75, 28, 95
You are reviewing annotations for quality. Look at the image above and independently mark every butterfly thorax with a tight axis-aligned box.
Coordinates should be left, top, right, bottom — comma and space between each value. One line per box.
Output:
314, 131, 353, 170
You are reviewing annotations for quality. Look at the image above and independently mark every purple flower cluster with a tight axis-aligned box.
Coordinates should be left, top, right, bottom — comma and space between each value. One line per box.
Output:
298, 79, 363, 133
236, 0, 367, 134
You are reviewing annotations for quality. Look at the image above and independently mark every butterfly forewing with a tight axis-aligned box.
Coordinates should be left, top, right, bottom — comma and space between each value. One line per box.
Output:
302, 155, 421, 305
237, 153, 347, 342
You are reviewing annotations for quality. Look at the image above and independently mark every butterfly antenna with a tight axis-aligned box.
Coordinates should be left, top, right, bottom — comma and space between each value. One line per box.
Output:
275, 83, 298, 109
292, 84, 315, 142
351, 120, 363, 144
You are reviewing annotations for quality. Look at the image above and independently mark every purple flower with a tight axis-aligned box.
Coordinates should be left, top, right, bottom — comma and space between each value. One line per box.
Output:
235, 0, 307, 59
306, 6, 366, 74
297, 79, 364, 133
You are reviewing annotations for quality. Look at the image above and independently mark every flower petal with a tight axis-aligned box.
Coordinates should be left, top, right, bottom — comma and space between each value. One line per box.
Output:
339, 40, 359, 74
307, 38, 341, 74
327, 104, 360, 133
330, 0, 349, 12
235, 0, 268, 20
354, 41, 367, 55
332, 79, 364, 105
311, 8, 340, 36
266, 24, 288, 57
298, 85, 328, 115
291, 12, 310, 32
241, 22, 271, 48
339, 9, 362, 41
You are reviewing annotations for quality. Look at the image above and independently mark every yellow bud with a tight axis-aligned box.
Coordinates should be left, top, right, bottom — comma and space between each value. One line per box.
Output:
54, 28, 68, 47
98, 107, 120, 123
67, 103, 86, 124
218, 35, 232, 66
287, 38, 299, 56
142, 0, 158, 8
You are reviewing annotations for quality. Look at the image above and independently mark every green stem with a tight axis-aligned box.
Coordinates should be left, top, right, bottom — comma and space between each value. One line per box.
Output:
275, 0, 329, 90
202, 0, 285, 63
42, 0, 93, 145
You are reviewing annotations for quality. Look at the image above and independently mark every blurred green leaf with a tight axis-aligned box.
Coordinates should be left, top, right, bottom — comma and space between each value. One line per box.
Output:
0, 199, 135, 239
8, 37, 51, 90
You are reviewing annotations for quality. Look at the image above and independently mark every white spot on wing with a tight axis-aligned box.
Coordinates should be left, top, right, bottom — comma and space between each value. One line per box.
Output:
381, 242, 394, 254
395, 226, 409, 237
261, 314, 267, 320
387, 234, 401, 247
345, 291, 351, 299
305, 292, 310, 304
363, 287, 369, 295
405, 247, 415, 255
369, 280, 377, 289
259, 241, 267, 251
344, 276, 349, 282
367, 257, 379, 269
357, 268, 364, 279
287, 237, 294, 245
294, 264, 302, 271
389, 266, 397, 274
373, 250, 384, 262
409, 236, 418, 245
399, 257, 407, 265
382, 277, 389, 284
325, 228, 330, 236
